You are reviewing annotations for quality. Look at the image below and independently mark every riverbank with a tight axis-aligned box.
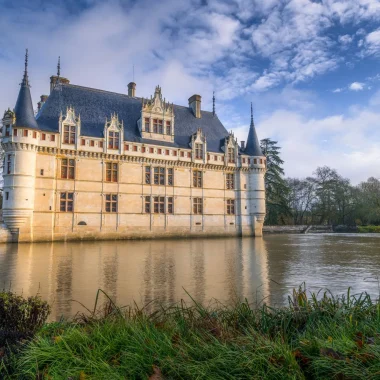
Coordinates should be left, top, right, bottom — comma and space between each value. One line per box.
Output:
2, 289, 380, 379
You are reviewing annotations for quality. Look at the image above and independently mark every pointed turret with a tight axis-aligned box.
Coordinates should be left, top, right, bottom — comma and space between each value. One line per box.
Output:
244, 102, 263, 156
14, 49, 38, 130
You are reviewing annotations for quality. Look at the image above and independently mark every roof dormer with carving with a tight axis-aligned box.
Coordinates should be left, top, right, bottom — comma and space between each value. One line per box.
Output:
190, 127, 207, 163
139, 85, 175, 143
59, 106, 81, 149
222, 131, 239, 165
104, 113, 124, 155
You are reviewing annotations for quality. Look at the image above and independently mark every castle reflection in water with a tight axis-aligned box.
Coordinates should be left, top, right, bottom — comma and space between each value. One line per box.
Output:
0, 238, 270, 320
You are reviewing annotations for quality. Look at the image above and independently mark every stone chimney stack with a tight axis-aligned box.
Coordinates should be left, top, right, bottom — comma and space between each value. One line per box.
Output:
128, 82, 136, 97
241, 141, 245, 150
37, 95, 49, 111
188, 94, 201, 118
50, 76, 70, 94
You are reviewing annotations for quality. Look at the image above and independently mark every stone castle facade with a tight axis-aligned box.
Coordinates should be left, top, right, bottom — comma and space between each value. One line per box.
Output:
1, 51, 266, 243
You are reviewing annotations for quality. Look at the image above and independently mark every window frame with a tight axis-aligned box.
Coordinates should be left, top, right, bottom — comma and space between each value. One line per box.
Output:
195, 143, 203, 159
193, 170, 202, 188
226, 173, 234, 190
60, 192, 74, 212
63, 125, 75, 145
153, 196, 165, 214
105, 162, 118, 182
226, 199, 235, 215
61, 158, 75, 180
193, 197, 203, 214
105, 194, 118, 213
108, 131, 120, 150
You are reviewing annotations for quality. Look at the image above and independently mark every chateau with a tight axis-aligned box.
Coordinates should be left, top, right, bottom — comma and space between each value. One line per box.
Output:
1, 51, 266, 243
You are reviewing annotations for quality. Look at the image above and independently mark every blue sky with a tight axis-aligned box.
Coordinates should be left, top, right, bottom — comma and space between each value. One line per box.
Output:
1, 0, 380, 183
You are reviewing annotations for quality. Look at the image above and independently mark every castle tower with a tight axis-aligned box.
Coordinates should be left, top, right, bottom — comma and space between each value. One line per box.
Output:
245, 103, 266, 236
1, 50, 38, 235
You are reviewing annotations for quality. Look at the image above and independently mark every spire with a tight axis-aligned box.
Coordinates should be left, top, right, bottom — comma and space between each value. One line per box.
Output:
244, 102, 263, 156
21, 48, 29, 87
57, 56, 61, 78
14, 49, 38, 129
212, 91, 215, 116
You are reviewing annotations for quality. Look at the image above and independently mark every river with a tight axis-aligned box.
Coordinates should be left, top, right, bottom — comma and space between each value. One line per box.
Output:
1, 234, 379, 321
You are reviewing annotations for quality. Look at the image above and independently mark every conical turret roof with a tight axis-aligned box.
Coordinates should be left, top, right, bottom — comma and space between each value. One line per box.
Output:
14, 49, 38, 130
244, 102, 263, 156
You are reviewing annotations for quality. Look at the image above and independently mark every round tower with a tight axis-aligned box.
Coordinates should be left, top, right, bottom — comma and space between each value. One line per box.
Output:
2, 50, 38, 234
244, 103, 266, 236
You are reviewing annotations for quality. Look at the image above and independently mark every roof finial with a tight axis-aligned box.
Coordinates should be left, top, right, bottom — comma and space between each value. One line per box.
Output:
57, 56, 61, 78
250, 102, 254, 127
212, 91, 215, 116
22, 48, 29, 87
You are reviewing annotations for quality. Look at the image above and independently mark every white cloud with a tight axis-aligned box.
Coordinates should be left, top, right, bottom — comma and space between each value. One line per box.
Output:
364, 28, 380, 55
333, 88, 343, 93
338, 34, 353, 45
349, 82, 365, 91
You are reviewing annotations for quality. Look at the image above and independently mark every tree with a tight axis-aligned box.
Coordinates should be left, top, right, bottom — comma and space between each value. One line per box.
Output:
260, 138, 291, 225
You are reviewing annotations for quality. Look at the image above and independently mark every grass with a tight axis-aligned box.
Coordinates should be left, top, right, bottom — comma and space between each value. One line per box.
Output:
2, 287, 380, 379
358, 225, 380, 233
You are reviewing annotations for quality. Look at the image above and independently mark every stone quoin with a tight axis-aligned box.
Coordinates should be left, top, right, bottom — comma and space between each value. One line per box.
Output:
1, 51, 266, 243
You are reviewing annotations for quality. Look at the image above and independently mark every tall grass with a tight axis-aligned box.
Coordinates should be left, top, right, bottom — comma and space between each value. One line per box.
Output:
3, 287, 380, 379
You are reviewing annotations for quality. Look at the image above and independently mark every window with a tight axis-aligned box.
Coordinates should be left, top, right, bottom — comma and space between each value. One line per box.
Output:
5, 192, 9, 201
42, 133, 46, 140
166, 121, 171, 135
133, 146, 138, 152
145, 196, 151, 213
23, 129, 28, 137
125, 144, 129, 151
193, 198, 203, 214
63, 125, 75, 144
214, 155, 217, 160
5, 125, 10, 137
106, 162, 118, 182
195, 143, 203, 159
61, 158, 75, 179
81, 139, 85, 146
108, 131, 119, 149
99, 141, 104, 148
154, 167, 165, 185
149, 147, 154, 153
90, 140, 94, 147
260, 159, 263, 164
228, 148, 235, 163
167, 197, 173, 214
153, 119, 158, 133
142, 147, 146, 153
193, 171, 202, 188
158, 120, 163, 134
226, 199, 235, 215
153, 196, 165, 213
13, 129, 18, 137
145, 167, 151, 184
242, 158, 246, 164
165, 150, 169, 156
168, 168, 173, 186
60, 192, 74, 212
7, 155, 11, 174
173, 151, 177, 156
207, 154, 210, 160
187, 152, 191, 158
144, 118, 150, 132
158, 149, 162, 154
105, 194, 118, 212
253, 159, 257, 164
180, 151, 184, 157
40, 169, 44, 176
51, 134, 55, 142
226, 173, 234, 190
33, 131, 37, 138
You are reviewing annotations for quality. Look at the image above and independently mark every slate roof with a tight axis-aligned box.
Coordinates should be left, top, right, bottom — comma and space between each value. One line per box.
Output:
14, 77, 39, 130
244, 109, 263, 157
36, 84, 231, 153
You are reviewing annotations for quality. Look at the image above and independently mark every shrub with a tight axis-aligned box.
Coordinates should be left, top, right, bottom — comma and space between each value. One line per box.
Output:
0, 291, 50, 345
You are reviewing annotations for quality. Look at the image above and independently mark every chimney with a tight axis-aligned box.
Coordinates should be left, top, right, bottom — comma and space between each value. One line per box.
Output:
188, 94, 201, 118
241, 141, 245, 150
128, 82, 136, 97
37, 95, 49, 111
50, 75, 70, 94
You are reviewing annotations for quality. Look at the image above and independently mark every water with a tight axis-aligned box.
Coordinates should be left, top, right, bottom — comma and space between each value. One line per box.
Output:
1, 234, 380, 321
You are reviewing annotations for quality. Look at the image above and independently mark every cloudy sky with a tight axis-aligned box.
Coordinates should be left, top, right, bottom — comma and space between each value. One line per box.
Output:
1, 0, 380, 183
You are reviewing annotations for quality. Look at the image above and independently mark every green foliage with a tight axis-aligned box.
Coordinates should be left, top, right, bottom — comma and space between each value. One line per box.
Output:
358, 225, 380, 233
6, 288, 380, 379
0, 291, 50, 346
260, 138, 291, 225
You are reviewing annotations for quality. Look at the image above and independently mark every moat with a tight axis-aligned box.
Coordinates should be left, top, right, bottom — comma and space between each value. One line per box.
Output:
1, 234, 379, 321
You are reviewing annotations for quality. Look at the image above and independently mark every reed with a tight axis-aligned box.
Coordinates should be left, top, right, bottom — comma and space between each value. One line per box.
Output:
2, 287, 380, 379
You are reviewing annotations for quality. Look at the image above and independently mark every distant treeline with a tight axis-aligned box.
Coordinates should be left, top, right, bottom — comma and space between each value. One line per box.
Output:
262, 139, 380, 226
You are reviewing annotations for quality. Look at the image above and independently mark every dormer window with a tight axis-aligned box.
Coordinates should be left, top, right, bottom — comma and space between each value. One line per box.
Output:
228, 148, 235, 163
195, 143, 203, 159
144, 118, 150, 132
63, 125, 76, 144
108, 131, 119, 149
153, 119, 158, 133
166, 121, 171, 135
5, 125, 10, 136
